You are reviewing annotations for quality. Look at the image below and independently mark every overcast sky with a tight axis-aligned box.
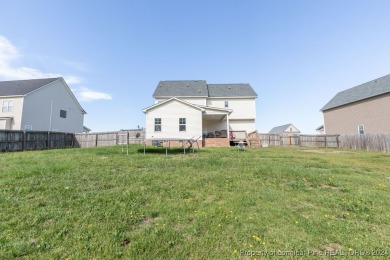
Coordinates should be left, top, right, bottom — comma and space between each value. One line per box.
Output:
1, 0, 390, 133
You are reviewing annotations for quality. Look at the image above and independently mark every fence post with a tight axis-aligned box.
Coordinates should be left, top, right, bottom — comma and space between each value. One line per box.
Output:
336, 135, 340, 149
22, 131, 26, 151
95, 134, 98, 147
324, 135, 327, 148
47, 131, 51, 149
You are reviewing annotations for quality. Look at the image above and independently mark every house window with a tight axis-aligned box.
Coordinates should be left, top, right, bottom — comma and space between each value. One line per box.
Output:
358, 125, 365, 135
290, 127, 292, 131
2, 100, 13, 112
154, 118, 161, 132
224, 101, 229, 108
60, 110, 67, 118
25, 125, 32, 131
179, 118, 186, 131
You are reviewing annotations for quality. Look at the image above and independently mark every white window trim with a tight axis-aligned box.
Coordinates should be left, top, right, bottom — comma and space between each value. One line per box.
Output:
179, 118, 186, 132
2, 100, 14, 113
154, 118, 162, 132
358, 124, 365, 135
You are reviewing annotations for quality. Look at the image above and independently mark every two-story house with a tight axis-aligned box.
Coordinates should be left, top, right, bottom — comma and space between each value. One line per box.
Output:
142, 80, 258, 147
321, 74, 390, 135
0, 77, 86, 133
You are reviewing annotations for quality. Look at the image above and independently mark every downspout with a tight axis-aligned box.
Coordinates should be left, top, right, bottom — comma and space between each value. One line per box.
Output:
49, 101, 53, 131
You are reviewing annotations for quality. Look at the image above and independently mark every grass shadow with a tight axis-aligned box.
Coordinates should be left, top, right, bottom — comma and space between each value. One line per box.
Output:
137, 147, 199, 155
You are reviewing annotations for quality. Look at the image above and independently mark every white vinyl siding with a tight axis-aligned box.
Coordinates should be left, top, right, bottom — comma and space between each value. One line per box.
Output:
207, 98, 256, 119
145, 100, 202, 139
229, 119, 256, 132
22, 80, 84, 133
0, 97, 24, 130
155, 97, 207, 106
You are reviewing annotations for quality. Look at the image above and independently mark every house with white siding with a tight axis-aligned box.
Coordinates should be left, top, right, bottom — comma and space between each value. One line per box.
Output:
142, 80, 258, 146
0, 77, 86, 133
269, 123, 300, 136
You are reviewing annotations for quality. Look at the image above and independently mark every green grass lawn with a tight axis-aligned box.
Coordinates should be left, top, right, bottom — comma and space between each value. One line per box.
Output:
1, 145, 389, 259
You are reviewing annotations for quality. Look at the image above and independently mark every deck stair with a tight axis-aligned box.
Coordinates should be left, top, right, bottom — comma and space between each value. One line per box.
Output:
248, 130, 262, 148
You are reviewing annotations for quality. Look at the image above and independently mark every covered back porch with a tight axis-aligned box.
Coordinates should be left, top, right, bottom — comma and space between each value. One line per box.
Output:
201, 107, 231, 147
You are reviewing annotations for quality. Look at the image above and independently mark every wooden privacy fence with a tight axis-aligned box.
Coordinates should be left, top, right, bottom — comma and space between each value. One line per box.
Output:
74, 130, 145, 148
339, 134, 390, 152
1, 130, 146, 152
258, 134, 340, 148
0, 130, 74, 152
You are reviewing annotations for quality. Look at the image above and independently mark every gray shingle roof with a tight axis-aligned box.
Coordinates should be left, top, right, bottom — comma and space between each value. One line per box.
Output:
153, 81, 257, 98
321, 74, 390, 111
208, 84, 257, 97
268, 124, 298, 134
0, 78, 60, 96
153, 80, 208, 97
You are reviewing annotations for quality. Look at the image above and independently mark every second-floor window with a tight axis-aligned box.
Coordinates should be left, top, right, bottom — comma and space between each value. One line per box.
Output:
179, 118, 186, 131
2, 100, 13, 112
224, 101, 229, 108
155, 118, 161, 132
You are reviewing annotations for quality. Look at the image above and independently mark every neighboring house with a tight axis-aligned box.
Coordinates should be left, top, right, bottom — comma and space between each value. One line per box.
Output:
321, 74, 390, 135
142, 80, 257, 144
0, 77, 86, 133
268, 123, 300, 136
315, 125, 325, 135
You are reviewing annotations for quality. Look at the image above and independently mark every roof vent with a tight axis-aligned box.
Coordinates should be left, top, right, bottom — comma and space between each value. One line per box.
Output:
159, 85, 162, 87
187, 85, 189, 87
198, 90, 201, 93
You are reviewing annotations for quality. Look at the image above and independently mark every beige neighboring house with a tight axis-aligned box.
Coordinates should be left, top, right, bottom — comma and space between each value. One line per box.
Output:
321, 74, 390, 135
142, 80, 258, 145
268, 123, 300, 136
0, 77, 86, 133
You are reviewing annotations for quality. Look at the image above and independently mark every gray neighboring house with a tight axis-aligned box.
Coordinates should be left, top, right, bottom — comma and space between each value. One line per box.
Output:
321, 74, 390, 135
268, 123, 300, 136
0, 77, 86, 133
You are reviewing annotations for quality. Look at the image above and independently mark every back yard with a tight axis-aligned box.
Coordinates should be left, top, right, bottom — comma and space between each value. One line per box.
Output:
0, 146, 389, 259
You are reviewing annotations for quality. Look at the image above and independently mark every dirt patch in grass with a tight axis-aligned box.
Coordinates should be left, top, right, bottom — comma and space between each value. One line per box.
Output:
324, 243, 343, 251
320, 184, 338, 190
141, 217, 154, 227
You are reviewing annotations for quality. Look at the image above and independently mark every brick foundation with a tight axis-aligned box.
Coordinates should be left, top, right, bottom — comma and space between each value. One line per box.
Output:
203, 138, 230, 147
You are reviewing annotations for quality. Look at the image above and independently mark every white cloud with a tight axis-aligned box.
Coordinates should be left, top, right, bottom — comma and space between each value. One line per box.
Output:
0, 35, 59, 80
63, 75, 82, 85
72, 87, 113, 102
0, 35, 112, 102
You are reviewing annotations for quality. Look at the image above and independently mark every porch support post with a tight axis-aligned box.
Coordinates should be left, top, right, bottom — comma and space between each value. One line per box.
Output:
226, 114, 230, 141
